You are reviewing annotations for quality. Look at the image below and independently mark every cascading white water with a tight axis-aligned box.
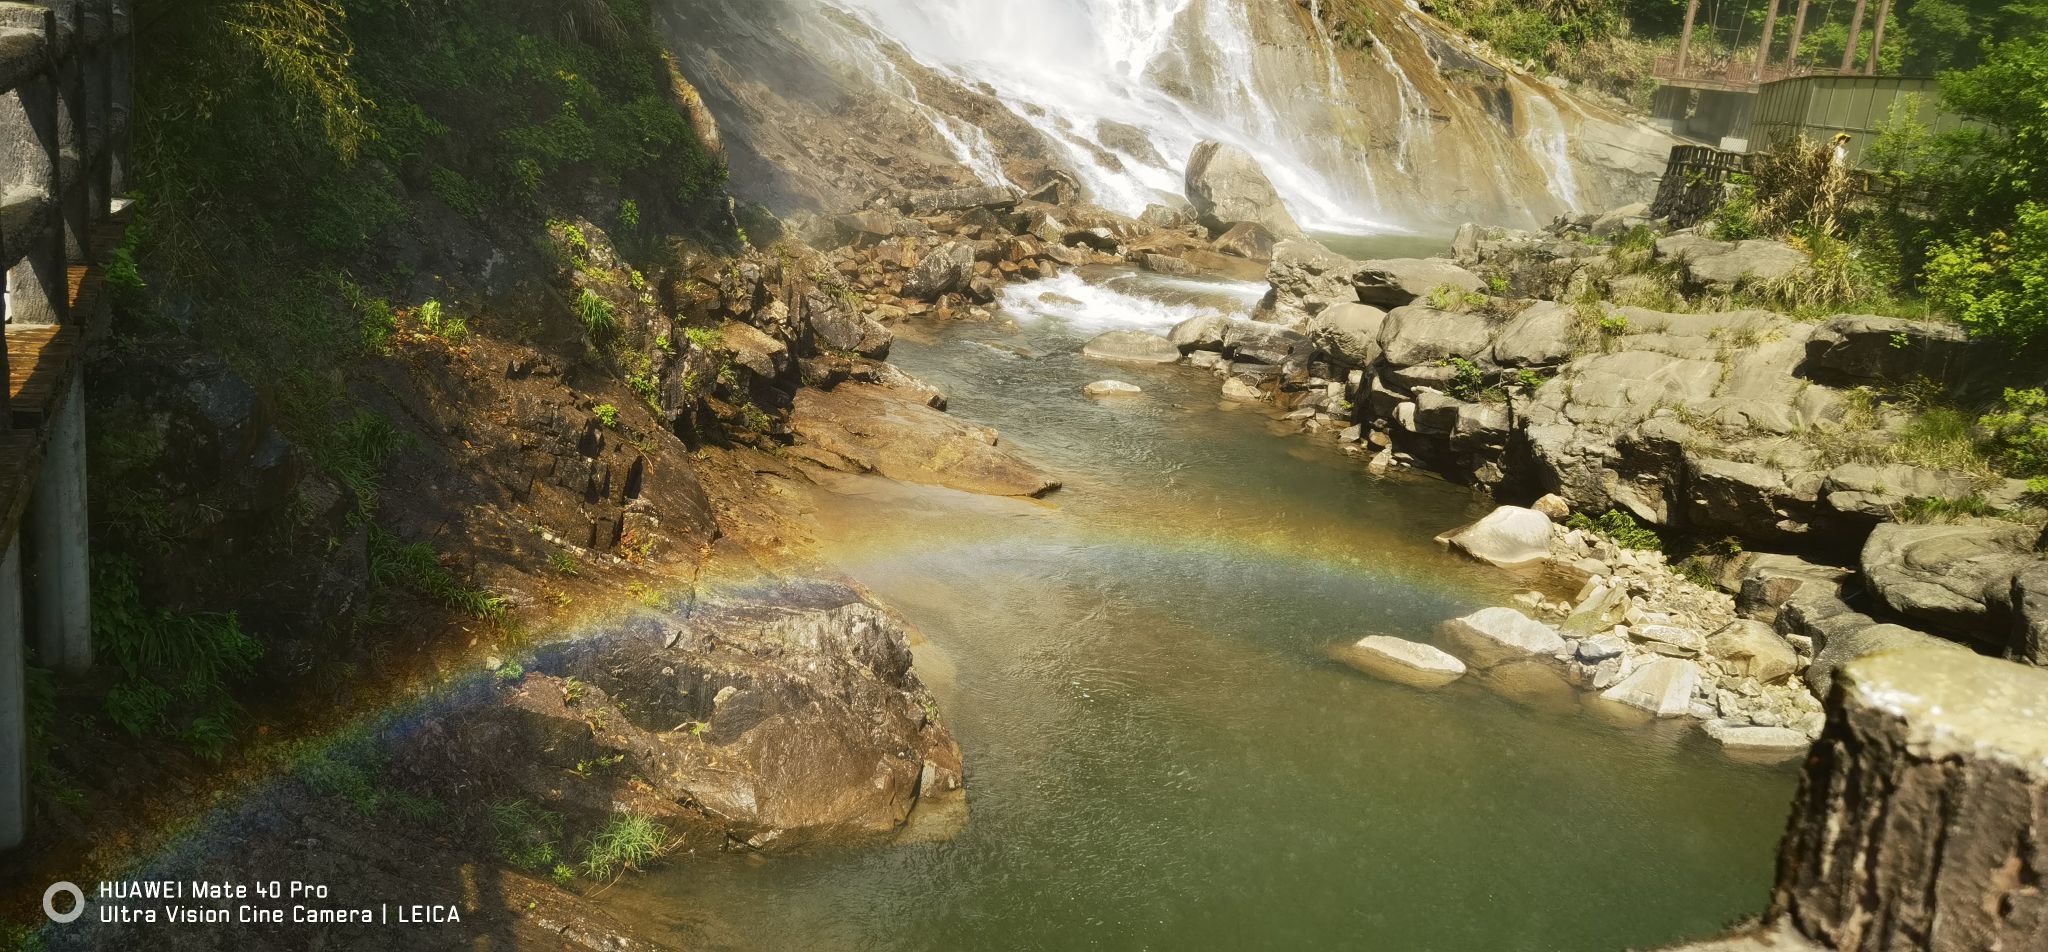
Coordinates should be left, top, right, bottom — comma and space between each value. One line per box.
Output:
1518, 88, 1582, 212
817, 0, 1401, 233
1369, 29, 1430, 175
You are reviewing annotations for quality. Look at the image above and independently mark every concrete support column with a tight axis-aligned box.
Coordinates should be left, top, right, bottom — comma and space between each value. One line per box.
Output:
0, 538, 26, 852
28, 375, 88, 674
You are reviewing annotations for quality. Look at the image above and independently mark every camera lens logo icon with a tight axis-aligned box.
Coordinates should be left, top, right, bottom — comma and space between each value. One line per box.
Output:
43, 882, 84, 923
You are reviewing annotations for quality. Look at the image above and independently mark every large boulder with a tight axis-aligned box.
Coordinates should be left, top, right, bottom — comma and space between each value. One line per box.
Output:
1082, 330, 1182, 364
1336, 635, 1468, 687
1378, 305, 1493, 368
1441, 506, 1553, 566
806, 294, 893, 359
1706, 619, 1801, 682
1733, 553, 1852, 624
718, 320, 790, 378
1441, 607, 1567, 657
1490, 301, 1576, 368
789, 384, 1059, 497
1169, 314, 1230, 352
1600, 658, 1702, 717
1681, 239, 1811, 292
1353, 258, 1483, 309
1770, 650, 2048, 952
903, 241, 977, 300
1212, 221, 1279, 260
1183, 140, 1303, 238
1308, 302, 1387, 367
1862, 522, 2038, 637
1801, 314, 1978, 388
1221, 319, 1309, 366
1263, 239, 1362, 326
1803, 619, 1970, 698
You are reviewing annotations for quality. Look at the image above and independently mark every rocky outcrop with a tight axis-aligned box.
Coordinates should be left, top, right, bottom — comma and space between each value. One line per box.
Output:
902, 240, 979, 300
788, 383, 1059, 497
1861, 522, 2038, 639
1769, 650, 2048, 952
1600, 657, 1702, 716
1354, 258, 1484, 310
1182, 140, 1303, 238
1802, 314, 1979, 389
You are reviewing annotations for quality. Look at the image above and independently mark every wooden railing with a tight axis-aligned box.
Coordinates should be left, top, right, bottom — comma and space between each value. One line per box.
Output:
1652, 53, 1838, 93
1650, 144, 1754, 228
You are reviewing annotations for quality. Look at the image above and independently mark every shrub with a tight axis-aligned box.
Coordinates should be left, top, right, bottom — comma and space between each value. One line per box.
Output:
574, 289, 617, 340
594, 403, 620, 428
93, 558, 261, 758
581, 813, 669, 880
1980, 387, 2048, 477
1565, 509, 1661, 550
617, 199, 640, 230
489, 799, 565, 872
1924, 203, 2048, 346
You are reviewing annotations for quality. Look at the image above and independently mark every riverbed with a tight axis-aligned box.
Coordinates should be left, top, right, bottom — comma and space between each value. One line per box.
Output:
606, 264, 1799, 951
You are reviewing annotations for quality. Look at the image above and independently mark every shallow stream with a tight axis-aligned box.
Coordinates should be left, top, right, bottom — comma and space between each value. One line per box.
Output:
610, 261, 1798, 951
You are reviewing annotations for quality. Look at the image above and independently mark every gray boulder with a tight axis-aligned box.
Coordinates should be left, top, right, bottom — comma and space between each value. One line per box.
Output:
1082, 380, 1142, 398
1600, 658, 1701, 717
903, 241, 977, 300
1442, 506, 1553, 566
1169, 314, 1230, 352
1183, 140, 1303, 238
1862, 522, 2038, 637
1308, 303, 1388, 368
807, 296, 894, 359
1221, 319, 1310, 366
1803, 314, 1977, 388
1803, 620, 1969, 697
1378, 305, 1493, 368
1442, 606, 1567, 657
1213, 222, 1279, 261
1701, 720, 1811, 752
1490, 301, 1576, 368
1682, 239, 1810, 292
1706, 619, 1800, 682
1734, 553, 1851, 624
1081, 330, 1182, 364
1263, 239, 1362, 326
1354, 258, 1483, 309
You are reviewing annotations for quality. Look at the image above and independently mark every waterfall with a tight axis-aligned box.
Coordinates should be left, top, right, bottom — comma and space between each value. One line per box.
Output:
818, 0, 1399, 232
1519, 88, 1582, 212
1368, 29, 1430, 174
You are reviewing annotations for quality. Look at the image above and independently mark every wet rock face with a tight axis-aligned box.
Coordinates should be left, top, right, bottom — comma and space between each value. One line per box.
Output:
787, 382, 1060, 498
1182, 140, 1303, 239
1771, 650, 2048, 951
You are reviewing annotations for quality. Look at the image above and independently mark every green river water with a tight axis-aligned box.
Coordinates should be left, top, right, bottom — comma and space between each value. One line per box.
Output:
607, 262, 1798, 951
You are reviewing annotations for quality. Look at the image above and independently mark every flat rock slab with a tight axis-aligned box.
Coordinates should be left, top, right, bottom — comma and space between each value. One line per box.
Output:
1442, 606, 1567, 661
1702, 719, 1810, 752
790, 384, 1060, 498
1336, 635, 1467, 688
1600, 657, 1701, 717
1082, 380, 1142, 398
1082, 330, 1181, 364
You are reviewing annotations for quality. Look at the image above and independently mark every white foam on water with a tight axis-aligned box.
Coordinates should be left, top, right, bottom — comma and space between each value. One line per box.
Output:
998, 271, 1264, 335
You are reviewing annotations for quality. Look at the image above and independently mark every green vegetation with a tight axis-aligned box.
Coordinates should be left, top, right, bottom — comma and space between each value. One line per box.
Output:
549, 550, 582, 576
1566, 509, 1662, 550
580, 812, 671, 881
575, 288, 619, 340
369, 529, 509, 621
489, 798, 567, 873
92, 558, 261, 759
594, 403, 621, 429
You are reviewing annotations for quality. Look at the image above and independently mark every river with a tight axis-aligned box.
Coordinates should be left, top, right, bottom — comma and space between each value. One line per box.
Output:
602, 262, 1800, 950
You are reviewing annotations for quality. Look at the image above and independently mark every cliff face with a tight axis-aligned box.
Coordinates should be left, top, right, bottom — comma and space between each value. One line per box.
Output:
655, 0, 1676, 230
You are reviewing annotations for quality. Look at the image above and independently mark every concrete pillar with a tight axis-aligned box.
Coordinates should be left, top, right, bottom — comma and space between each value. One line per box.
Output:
1840, 0, 1868, 73
1785, 0, 1811, 71
28, 375, 88, 674
0, 538, 25, 852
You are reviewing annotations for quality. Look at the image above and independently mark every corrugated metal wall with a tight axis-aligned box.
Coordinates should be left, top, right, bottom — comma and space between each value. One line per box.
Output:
1750, 75, 1966, 168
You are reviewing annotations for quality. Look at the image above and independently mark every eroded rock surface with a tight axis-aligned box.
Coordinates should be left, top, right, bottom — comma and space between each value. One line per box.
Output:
789, 383, 1059, 497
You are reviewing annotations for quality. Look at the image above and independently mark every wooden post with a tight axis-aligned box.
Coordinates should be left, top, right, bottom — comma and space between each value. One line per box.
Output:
1785, 0, 1811, 71
1840, 0, 1868, 73
1865, 0, 1892, 75
1755, 0, 1783, 81
1677, 0, 1702, 73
